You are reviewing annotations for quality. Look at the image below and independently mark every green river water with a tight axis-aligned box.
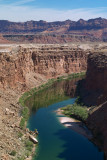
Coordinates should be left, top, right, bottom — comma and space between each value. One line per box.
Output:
26, 78, 104, 160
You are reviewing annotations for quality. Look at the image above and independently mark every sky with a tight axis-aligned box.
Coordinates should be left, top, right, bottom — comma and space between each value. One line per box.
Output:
0, 0, 107, 22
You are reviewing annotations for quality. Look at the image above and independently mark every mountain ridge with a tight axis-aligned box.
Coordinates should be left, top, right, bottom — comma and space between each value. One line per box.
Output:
0, 17, 106, 33
0, 17, 106, 43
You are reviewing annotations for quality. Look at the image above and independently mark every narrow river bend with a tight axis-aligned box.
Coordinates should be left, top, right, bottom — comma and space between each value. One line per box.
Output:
26, 78, 104, 160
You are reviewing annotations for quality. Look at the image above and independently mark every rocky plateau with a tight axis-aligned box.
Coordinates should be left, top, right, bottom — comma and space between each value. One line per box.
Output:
0, 18, 107, 43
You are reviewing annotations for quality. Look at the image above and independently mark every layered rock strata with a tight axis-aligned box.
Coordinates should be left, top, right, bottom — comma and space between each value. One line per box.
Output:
0, 18, 107, 43
0, 45, 87, 90
0, 44, 88, 159
3, 33, 102, 43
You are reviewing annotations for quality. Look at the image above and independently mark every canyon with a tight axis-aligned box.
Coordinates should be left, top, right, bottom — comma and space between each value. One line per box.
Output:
0, 43, 107, 159
0, 18, 107, 43
0, 44, 88, 159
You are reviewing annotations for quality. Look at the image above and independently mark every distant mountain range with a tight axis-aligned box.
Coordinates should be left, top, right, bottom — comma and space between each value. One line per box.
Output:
0, 17, 107, 43
0, 17, 106, 33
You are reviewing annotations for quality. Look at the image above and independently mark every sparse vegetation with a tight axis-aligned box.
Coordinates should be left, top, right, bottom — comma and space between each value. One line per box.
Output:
18, 131, 23, 138
25, 140, 33, 152
67, 72, 86, 80
10, 150, 16, 156
19, 117, 26, 129
19, 106, 29, 129
57, 72, 86, 82
17, 156, 25, 160
19, 79, 56, 129
22, 107, 29, 120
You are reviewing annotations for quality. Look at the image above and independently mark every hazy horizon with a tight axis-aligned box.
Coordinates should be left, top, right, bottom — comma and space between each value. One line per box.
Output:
0, 17, 106, 23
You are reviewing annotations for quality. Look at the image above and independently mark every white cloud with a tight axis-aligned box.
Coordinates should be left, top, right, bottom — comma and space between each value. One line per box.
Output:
0, 4, 106, 22
11, 0, 35, 6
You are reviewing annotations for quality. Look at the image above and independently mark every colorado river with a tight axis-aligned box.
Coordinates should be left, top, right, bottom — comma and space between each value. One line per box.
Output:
26, 78, 104, 160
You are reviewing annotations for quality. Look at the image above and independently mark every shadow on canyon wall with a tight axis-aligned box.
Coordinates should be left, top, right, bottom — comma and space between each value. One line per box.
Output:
75, 76, 107, 159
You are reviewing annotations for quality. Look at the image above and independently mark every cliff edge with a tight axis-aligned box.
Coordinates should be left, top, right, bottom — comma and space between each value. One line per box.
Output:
86, 52, 107, 105
0, 45, 87, 90
85, 52, 107, 158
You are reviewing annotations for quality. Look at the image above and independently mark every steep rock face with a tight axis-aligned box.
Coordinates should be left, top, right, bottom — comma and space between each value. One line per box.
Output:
85, 52, 107, 158
87, 102, 107, 158
0, 45, 87, 90
85, 52, 107, 105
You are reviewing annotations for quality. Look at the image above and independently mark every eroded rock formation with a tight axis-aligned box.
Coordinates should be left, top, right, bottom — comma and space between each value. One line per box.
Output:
0, 45, 87, 90
0, 44, 88, 159
0, 18, 107, 43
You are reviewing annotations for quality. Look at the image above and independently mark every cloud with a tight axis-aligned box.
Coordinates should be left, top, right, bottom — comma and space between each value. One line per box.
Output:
11, 0, 35, 6
0, 3, 106, 22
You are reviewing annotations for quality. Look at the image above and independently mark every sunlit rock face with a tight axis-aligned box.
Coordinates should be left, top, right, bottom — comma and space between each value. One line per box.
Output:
0, 45, 87, 90
0, 18, 107, 43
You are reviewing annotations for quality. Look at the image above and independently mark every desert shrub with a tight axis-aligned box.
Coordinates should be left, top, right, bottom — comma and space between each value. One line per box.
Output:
22, 107, 29, 120
18, 131, 23, 138
10, 150, 16, 156
17, 156, 25, 160
19, 118, 25, 129
62, 103, 88, 121
25, 140, 33, 151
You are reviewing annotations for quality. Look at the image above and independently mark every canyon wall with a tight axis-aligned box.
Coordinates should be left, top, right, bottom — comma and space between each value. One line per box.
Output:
85, 52, 107, 105
0, 44, 88, 159
85, 52, 107, 158
0, 45, 87, 90
1, 44, 107, 159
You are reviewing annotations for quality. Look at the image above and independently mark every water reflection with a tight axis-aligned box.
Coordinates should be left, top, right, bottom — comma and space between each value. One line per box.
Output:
25, 77, 82, 112
27, 77, 104, 160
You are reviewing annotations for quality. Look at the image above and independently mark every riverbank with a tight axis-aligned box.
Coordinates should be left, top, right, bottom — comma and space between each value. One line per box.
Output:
19, 72, 85, 159
56, 108, 93, 140
0, 78, 47, 160
0, 72, 85, 160
0, 88, 32, 160
19, 72, 85, 130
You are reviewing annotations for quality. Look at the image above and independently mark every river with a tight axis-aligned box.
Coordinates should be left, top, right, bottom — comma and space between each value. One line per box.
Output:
26, 77, 104, 160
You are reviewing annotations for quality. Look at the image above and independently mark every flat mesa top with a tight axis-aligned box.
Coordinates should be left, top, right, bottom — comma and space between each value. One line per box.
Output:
0, 43, 107, 54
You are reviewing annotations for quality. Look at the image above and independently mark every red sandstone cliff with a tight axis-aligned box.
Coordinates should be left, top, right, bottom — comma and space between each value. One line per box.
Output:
0, 45, 87, 90
0, 44, 88, 159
